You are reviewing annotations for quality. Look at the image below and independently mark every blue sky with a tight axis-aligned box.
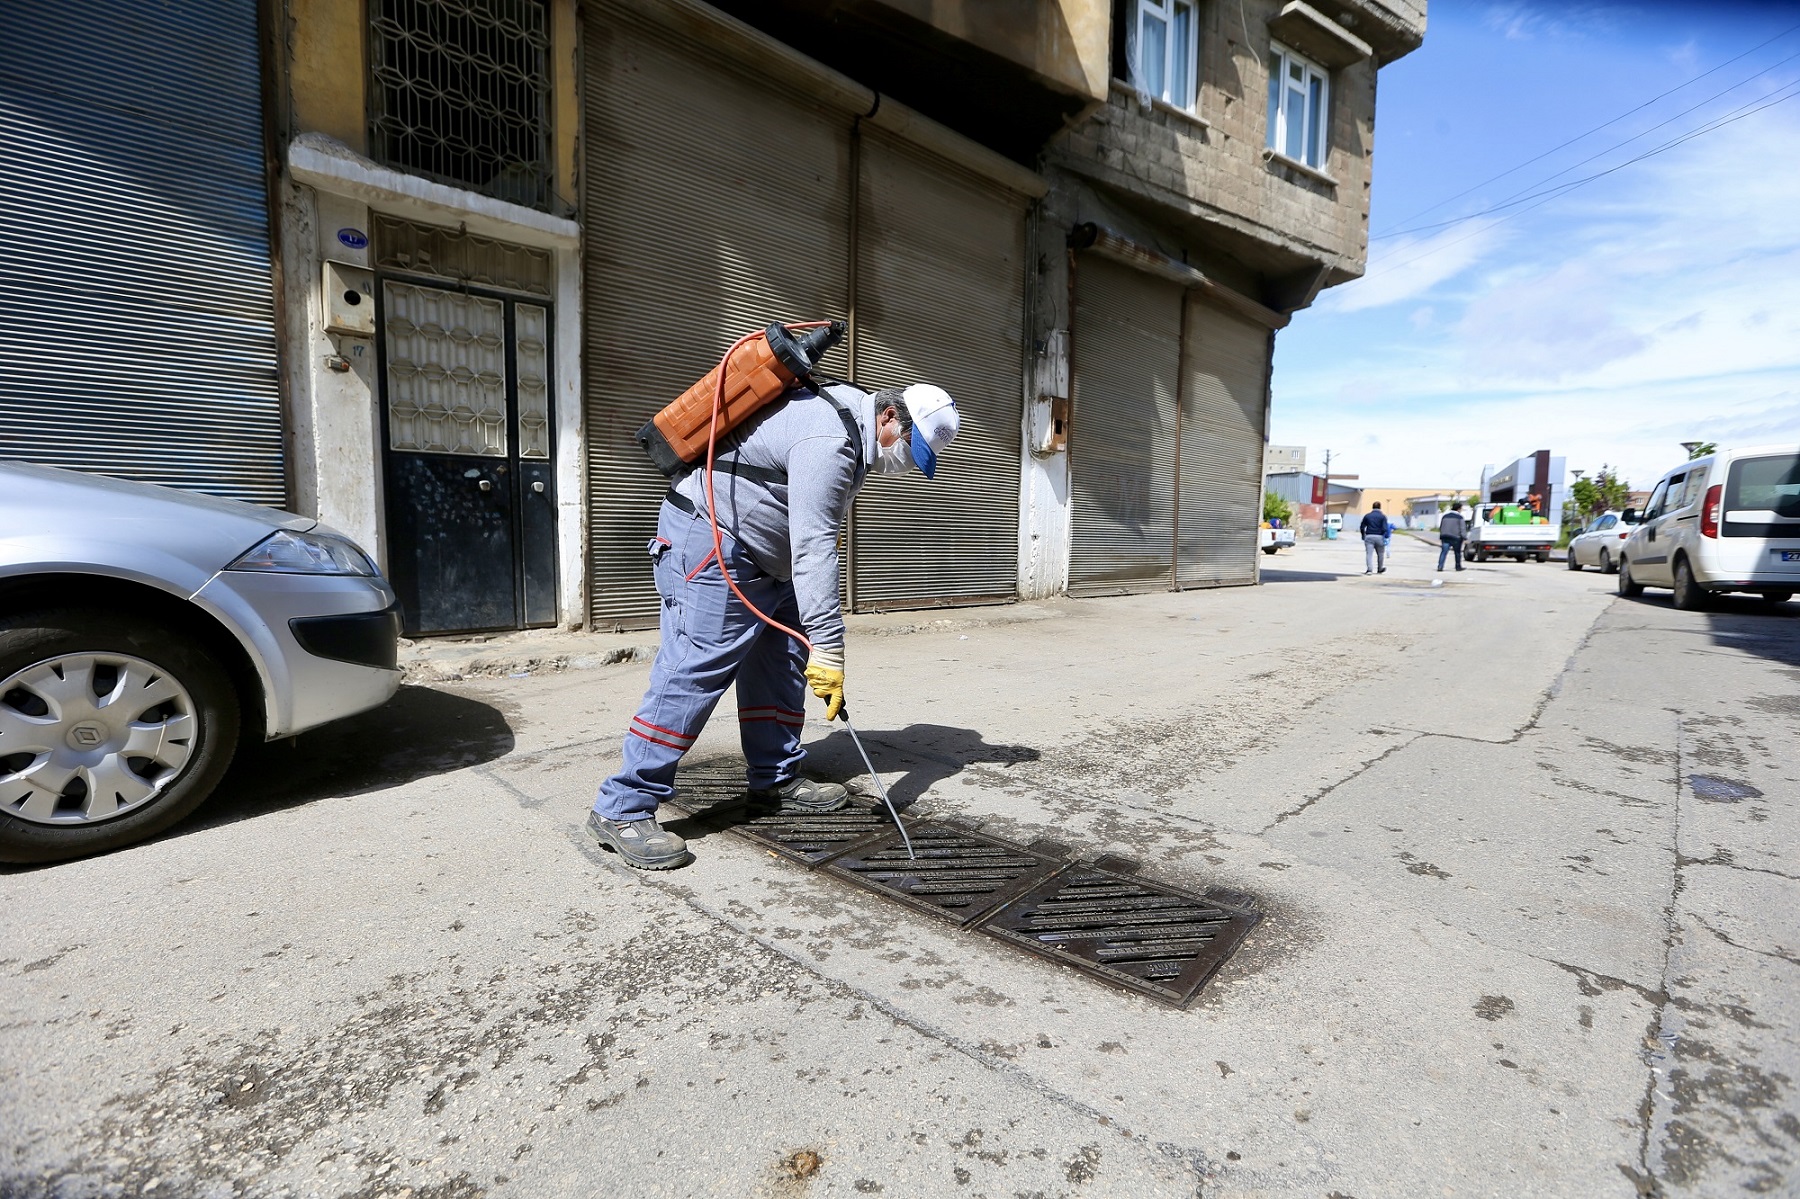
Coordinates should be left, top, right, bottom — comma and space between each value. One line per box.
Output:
1268, 0, 1800, 493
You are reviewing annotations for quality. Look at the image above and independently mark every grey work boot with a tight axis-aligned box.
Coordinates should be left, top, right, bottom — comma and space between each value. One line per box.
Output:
587, 812, 691, 870
746, 777, 849, 814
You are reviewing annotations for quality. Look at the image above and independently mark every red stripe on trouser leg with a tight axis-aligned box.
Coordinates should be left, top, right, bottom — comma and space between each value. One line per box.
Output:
633, 716, 694, 742
628, 727, 692, 751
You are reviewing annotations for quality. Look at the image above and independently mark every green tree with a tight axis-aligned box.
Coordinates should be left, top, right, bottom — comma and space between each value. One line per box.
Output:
1687, 441, 1717, 460
1262, 489, 1293, 523
1570, 466, 1631, 520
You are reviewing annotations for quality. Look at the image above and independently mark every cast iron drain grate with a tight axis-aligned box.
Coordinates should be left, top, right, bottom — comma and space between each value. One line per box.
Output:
718, 803, 899, 865
977, 867, 1261, 1007
822, 823, 1068, 926
662, 760, 1258, 1006
666, 761, 752, 815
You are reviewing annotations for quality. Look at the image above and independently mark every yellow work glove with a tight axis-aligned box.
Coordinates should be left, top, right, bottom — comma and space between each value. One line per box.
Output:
804, 645, 846, 722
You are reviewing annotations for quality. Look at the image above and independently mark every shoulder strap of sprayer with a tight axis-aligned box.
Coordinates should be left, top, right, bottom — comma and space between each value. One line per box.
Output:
812, 378, 867, 473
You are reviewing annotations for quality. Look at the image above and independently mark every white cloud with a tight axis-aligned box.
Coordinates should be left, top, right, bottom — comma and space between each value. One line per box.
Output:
1456, 261, 1648, 381
1325, 222, 1509, 313
1482, 4, 1630, 41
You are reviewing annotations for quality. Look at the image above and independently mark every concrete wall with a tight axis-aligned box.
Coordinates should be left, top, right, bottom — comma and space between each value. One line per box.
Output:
871, 0, 1111, 103
286, 0, 365, 151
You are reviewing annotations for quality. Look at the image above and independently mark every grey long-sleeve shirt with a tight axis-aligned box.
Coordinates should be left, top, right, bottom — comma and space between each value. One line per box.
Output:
669, 382, 874, 649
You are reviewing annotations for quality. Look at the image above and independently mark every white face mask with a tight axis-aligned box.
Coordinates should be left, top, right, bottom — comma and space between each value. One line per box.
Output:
874, 436, 913, 475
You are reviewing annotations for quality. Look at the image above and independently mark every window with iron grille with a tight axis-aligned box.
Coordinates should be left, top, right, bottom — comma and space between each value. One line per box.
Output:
368, 0, 553, 211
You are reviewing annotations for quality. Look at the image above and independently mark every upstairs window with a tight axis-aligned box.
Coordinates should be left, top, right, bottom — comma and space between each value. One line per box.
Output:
1131, 0, 1200, 110
1265, 42, 1328, 170
368, 0, 553, 211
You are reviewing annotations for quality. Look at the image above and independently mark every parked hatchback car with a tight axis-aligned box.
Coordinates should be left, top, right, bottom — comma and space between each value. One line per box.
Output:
0, 462, 402, 862
1566, 510, 1640, 574
1617, 445, 1800, 609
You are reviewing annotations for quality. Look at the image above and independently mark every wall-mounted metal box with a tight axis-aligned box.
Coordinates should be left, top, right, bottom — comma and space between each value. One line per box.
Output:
322, 261, 375, 337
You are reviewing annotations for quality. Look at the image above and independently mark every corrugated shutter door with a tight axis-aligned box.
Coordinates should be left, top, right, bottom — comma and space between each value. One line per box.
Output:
1176, 297, 1270, 587
849, 130, 1025, 608
1068, 257, 1182, 596
0, 0, 282, 503
582, 9, 851, 628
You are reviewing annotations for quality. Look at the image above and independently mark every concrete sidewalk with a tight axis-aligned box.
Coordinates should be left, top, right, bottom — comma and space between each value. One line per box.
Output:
4, 533, 1795, 1197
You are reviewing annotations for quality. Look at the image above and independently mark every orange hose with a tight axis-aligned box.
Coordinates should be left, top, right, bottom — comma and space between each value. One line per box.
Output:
701, 322, 840, 657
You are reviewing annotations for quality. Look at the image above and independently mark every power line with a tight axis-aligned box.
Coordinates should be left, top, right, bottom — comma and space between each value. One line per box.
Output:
1376, 45, 1800, 240
1360, 80, 1800, 283
1371, 18, 1800, 237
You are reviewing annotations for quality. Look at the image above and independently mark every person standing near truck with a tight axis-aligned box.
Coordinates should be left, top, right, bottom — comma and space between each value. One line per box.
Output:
1360, 502, 1391, 574
1437, 501, 1468, 571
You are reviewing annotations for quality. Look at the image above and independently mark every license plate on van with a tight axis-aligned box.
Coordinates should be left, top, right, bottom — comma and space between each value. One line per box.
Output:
1781, 551, 1800, 562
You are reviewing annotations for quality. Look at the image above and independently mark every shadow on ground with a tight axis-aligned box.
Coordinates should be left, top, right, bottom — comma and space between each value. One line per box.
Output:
805, 723, 1042, 810
1260, 567, 1351, 584
1617, 592, 1800, 670
192, 684, 516, 830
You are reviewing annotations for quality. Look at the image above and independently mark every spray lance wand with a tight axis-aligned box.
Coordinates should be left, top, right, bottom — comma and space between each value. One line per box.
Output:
697, 324, 917, 861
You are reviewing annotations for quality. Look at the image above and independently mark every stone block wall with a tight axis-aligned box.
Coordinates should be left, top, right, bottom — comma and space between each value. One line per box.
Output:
1048, 0, 1394, 286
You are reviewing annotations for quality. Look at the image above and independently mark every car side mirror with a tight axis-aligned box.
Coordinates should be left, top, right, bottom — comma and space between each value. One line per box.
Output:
1621, 508, 1637, 523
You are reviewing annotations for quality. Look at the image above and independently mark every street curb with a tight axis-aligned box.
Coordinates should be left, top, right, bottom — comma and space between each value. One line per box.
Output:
400, 601, 1068, 683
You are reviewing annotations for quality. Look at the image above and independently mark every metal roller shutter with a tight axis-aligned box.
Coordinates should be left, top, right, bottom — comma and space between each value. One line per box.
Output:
581, 9, 851, 628
1176, 298, 1271, 588
1068, 256, 1183, 597
849, 130, 1025, 609
0, 0, 283, 504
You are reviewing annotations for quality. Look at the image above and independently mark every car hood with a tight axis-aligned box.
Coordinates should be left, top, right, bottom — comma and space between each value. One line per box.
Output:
0, 460, 318, 579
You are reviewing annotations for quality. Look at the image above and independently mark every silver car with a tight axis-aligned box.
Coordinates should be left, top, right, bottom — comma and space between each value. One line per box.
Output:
1566, 510, 1640, 574
0, 462, 401, 862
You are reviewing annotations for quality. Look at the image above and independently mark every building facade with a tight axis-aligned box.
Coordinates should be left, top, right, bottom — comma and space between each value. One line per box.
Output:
1482, 450, 1566, 522
1, 0, 1426, 636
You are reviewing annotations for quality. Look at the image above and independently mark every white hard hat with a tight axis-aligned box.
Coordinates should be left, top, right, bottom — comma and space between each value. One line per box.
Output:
900, 384, 959, 479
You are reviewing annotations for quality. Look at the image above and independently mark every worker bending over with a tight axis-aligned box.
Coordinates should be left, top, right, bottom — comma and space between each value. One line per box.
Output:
589, 381, 960, 870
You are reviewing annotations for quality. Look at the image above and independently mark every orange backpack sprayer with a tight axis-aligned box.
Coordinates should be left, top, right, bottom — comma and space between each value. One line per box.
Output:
642, 320, 914, 856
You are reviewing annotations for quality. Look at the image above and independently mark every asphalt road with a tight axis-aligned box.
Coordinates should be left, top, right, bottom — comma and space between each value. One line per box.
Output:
4, 533, 1796, 1198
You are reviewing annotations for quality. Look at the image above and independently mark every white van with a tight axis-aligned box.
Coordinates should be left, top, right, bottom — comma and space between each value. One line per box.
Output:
1618, 444, 1800, 608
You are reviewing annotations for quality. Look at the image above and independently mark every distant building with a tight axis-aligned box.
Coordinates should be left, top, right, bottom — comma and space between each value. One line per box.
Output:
1344, 486, 1452, 528
1482, 451, 1567, 522
1265, 445, 1307, 475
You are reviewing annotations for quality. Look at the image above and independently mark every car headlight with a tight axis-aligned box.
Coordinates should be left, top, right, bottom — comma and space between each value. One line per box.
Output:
227, 529, 379, 576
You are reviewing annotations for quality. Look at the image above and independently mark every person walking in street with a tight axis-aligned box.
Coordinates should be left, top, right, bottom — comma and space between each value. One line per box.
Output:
1360, 502, 1391, 574
1437, 501, 1468, 571
588, 380, 961, 870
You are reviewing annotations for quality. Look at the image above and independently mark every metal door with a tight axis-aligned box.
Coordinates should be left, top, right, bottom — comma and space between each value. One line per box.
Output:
378, 279, 557, 635
1068, 257, 1183, 596
0, 0, 282, 503
581, 9, 851, 629
848, 129, 1027, 609
1176, 297, 1272, 588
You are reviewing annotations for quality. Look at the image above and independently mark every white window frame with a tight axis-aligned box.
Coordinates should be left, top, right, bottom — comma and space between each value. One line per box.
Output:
1132, 0, 1201, 112
1265, 41, 1330, 170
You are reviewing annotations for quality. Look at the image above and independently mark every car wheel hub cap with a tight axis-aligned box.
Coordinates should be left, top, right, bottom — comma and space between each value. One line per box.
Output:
0, 653, 197, 826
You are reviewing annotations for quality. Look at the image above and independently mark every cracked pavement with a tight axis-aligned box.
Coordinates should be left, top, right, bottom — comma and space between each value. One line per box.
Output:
3, 533, 1796, 1197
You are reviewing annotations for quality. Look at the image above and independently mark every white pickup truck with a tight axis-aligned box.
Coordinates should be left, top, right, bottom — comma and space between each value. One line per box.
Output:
1259, 525, 1296, 555
1465, 504, 1556, 563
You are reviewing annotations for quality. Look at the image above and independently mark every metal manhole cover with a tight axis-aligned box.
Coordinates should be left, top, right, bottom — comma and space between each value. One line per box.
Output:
823, 823, 1068, 926
977, 867, 1260, 1007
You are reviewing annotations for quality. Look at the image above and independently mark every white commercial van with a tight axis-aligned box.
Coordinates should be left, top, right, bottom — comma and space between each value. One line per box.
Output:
1617, 444, 1800, 608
